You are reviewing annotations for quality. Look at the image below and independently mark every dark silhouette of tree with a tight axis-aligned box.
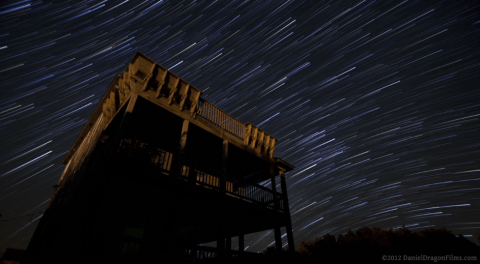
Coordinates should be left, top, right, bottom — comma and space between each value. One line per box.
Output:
293, 226, 479, 263
0, 248, 24, 264
260, 226, 480, 264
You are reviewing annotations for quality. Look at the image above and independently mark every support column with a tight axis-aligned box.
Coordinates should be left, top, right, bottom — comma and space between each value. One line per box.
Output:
221, 139, 228, 195
217, 139, 228, 259
179, 120, 189, 154
178, 120, 194, 182
161, 119, 189, 259
271, 164, 282, 254
280, 168, 295, 253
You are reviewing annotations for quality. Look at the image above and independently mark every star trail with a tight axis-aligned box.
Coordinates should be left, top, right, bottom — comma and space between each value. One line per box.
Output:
0, 0, 479, 253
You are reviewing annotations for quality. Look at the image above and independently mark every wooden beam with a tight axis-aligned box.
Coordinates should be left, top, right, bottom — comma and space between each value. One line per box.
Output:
269, 138, 276, 159
263, 134, 271, 156
256, 130, 264, 154
271, 163, 282, 253
243, 124, 252, 146
168, 77, 180, 105
221, 140, 228, 195
190, 91, 201, 118
124, 93, 137, 116
279, 168, 294, 253
142, 63, 156, 91
250, 127, 258, 149
155, 69, 168, 98
179, 120, 189, 155
179, 84, 190, 111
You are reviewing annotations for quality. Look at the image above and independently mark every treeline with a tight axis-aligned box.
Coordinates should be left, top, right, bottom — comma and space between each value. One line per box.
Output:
262, 226, 480, 263
3, 226, 479, 263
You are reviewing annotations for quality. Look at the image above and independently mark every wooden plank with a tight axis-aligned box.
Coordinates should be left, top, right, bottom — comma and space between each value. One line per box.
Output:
155, 69, 168, 98
256, 130, 264, 153
190, 90, 201, 118
280, 168, 294, 253
179, 84, 190, 111
250, 127, 258, 149
142, 63, 157, 91
168, 76, 180, 105
269, 138, 276, 159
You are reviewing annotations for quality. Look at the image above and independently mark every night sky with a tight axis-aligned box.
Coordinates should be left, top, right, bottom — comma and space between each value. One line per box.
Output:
1, 0, 479, 254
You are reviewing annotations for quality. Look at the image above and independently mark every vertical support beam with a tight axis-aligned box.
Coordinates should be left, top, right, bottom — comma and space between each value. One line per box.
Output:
164, 118, 189, 259
280, 168, 295, 253
217, 139, 228, 259
271, 164, 282, 254
179, 120, 189, 154
178, 120, 194, 183
221, 140, 228, 195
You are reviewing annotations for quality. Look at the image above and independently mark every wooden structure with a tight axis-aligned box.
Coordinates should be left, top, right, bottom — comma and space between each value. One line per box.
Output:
22, 52, 295, 263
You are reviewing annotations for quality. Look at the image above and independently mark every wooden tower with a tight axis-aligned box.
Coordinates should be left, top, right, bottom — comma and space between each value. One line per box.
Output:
22, 52, 295, 263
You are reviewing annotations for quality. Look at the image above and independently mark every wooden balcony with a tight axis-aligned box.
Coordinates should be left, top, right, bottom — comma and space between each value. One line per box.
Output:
197, 99, 245, 140
115, 138, 284, 212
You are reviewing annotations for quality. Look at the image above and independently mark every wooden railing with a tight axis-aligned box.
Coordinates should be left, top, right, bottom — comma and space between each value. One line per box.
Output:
177, 152, 284, 212
184, 245, 218, 260
115, 138, 283, 212
117, 138, 173, 175
183, 245, 275, 261
197, 99, 245, 140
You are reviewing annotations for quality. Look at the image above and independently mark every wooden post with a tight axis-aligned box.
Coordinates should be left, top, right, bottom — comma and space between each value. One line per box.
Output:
271, 164, 282, 254
217, 139, 228, 259
179, 120, 189, 154
280, 168, 294, 253
178, 120, 190, 181
221, 140, 228, 195
165, 119, 190, 259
